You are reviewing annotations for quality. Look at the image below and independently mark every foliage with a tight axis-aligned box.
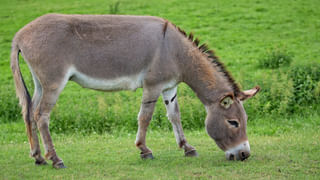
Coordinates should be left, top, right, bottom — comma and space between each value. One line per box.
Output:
288, 62, 320, 110
109, 1, 120, 14
245, 71, 294, 118
245, 61, 320, 118
258, 47, 293, 69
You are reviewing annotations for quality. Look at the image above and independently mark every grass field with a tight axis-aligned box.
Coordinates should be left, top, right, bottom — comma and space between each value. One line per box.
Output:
0, 0, 319, 179
1, 118, 319, 179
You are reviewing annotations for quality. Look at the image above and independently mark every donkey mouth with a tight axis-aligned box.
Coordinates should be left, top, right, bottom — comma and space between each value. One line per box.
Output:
225, 140, 250, 161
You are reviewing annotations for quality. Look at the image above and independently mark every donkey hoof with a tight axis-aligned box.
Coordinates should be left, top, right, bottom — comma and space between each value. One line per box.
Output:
35, 159, 48, 166
185, 149, 198, 157
140, 152, 154, 160
53, 162, 67, 169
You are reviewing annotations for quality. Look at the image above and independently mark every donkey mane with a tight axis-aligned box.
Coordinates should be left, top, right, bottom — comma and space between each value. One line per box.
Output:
164, 21, 241, 96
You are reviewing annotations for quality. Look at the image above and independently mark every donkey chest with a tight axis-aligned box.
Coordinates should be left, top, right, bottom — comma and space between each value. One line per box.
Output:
69, 67, 146, 91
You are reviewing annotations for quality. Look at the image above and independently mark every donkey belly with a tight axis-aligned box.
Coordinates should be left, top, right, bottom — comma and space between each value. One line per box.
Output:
70, 67, 146, 91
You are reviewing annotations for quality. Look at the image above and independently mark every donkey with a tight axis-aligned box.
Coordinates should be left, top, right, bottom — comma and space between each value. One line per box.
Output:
11, 14, 260, 169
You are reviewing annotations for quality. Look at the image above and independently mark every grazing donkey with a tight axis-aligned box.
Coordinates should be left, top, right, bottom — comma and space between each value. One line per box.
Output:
11, 14, 260, 169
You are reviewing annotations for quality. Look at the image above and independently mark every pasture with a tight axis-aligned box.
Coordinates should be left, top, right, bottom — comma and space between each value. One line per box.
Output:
1, 120, 319, 179
0, 0, 319, 179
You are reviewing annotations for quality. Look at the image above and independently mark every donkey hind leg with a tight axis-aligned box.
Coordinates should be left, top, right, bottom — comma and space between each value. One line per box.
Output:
162, 86, 198, 157
34, 83, 67, 169
30, 73, 47, 165
135, 87, 161, 159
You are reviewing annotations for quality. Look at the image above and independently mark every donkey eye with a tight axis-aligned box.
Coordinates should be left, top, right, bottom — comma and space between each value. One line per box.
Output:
227, 120, 239, 128
220, 96, 233, 109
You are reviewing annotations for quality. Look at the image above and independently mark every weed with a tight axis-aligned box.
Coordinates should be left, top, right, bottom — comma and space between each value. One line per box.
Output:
245, 61, 320, 117
258, 46, 293, 69
288, 61, 320, 111
109, 1, 120, 14
245, 71, 294, 118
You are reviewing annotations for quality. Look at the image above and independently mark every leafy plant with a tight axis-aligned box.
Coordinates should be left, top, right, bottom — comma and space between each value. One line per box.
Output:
288, 62, 320, 111
258, 47, 293, 69
109, 1, 120, 14
244, 71, 294, 118
245, 61, 320, 118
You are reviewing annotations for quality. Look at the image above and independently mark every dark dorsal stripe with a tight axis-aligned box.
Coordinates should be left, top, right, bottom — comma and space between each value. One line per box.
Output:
162, 20, 169, 38
169, 22, 241, 96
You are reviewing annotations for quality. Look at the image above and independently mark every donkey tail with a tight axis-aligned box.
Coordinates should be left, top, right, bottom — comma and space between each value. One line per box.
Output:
10, 42, 32, 144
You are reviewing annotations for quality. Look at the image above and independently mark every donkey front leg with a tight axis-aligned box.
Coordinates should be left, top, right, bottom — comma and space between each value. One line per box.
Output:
162, 87, 198, 157
34, 90, 66, 169
135, 88, 160, 159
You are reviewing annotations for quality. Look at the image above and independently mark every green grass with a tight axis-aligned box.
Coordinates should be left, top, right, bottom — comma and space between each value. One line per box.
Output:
1, 118, 320, 179
0, 0, 320, 179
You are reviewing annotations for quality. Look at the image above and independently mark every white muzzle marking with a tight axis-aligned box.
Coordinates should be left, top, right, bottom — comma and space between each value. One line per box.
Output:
225, 140, 250, 160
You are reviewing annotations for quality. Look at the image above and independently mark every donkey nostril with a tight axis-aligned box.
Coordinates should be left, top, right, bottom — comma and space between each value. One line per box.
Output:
229, 154, 235, 160
239, 151, 250, 161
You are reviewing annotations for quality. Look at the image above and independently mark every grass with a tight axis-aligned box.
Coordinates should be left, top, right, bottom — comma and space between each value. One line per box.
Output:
0, 118, 319, 179
0, 0, 319, 179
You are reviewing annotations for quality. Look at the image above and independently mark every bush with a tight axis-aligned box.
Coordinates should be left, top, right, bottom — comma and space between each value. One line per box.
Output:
244, 71, 294, 118
288, 62, 320, 111
245, 61, 320, 118
258, 47, 293, 69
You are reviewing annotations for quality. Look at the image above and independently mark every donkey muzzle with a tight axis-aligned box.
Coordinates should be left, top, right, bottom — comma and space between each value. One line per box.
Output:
225, 140, 250, 161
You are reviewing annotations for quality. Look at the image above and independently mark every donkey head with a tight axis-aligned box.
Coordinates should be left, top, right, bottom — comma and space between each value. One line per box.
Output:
205, 86, 260, 161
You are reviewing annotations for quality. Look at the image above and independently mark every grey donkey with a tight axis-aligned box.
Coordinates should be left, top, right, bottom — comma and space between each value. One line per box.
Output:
11, 14, 260, 168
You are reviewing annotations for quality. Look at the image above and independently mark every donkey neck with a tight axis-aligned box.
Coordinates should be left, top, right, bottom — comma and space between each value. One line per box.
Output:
180, 45, 233, 105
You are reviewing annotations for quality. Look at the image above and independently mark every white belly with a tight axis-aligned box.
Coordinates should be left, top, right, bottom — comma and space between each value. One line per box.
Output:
69, 67, 145, 91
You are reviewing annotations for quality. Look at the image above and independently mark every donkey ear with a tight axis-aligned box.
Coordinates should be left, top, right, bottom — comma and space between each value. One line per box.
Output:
238, 86, 260, 101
